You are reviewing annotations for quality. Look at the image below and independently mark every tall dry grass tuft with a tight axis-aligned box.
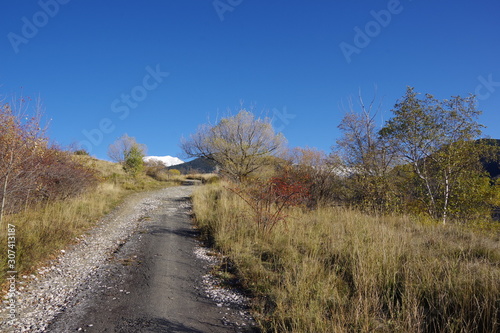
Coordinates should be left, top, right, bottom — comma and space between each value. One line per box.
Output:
193, 183, 500, 332
0, 183, 126, 283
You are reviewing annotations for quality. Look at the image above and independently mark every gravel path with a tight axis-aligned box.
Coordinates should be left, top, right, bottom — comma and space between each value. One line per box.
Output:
1, 185, 257, 332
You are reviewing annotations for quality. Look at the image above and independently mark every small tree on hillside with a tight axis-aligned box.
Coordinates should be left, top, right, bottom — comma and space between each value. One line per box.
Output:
108, 134, 147, 176
123, 144, 145, 176
181, 110, 286, 182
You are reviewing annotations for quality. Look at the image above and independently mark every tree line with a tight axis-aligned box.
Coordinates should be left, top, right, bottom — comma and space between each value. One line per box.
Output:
2, 87, 497, 225
182, 87, 500, 224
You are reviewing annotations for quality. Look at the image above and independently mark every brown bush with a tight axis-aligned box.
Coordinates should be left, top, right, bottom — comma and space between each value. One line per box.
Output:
282, 148, 346, 207
36, 148, 99, 200
145, 160, 169, 181
0, 99, 98, 218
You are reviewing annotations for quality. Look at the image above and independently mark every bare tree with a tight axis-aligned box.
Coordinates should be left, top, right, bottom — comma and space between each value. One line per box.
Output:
335, 91, 399, 210
181, 110, 286, 182
337, 91, 395, 177
107, 134, 147, 163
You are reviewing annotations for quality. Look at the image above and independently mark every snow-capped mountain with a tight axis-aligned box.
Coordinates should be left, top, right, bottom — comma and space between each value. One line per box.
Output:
143, 155, 184, 167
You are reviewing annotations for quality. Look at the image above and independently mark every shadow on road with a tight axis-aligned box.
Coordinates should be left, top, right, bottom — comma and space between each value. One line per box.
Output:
116, 316, 208, 332
149, 226, 200, 239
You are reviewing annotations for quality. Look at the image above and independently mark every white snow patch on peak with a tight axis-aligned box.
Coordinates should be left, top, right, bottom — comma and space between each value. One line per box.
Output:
143, 155, 184, 167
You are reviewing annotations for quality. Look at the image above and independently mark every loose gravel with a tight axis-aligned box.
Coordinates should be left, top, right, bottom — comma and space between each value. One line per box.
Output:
194, 247, 257, 330
1, 189, 164, 332
1, 186, 256, 332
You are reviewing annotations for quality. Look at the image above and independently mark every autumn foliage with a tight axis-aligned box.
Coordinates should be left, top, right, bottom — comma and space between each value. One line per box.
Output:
0, 98, 98, 221
268, 168, 311, 207
227, 167, 311, 232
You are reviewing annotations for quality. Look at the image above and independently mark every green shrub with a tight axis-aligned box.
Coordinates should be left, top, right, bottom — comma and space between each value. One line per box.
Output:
73, 149, 90, 156
123, 145, 144, 176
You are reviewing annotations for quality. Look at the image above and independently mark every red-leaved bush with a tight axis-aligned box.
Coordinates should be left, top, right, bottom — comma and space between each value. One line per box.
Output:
228, 168, 311, 232
269, 169, 311, 207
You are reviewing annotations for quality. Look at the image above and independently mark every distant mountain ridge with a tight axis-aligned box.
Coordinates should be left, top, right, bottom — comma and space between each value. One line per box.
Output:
167, 157, 217, 174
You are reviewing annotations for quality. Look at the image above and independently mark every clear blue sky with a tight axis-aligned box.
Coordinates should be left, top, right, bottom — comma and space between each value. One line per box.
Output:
2, 0, 499, 160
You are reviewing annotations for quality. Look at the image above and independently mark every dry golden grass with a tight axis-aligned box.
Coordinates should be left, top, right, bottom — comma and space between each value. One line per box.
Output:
0, 182, 126, 283
185, 173, 220, 184
193, 183, 500, 332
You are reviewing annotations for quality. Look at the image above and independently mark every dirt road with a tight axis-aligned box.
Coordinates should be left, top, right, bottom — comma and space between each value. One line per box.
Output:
39, 185, 256, 332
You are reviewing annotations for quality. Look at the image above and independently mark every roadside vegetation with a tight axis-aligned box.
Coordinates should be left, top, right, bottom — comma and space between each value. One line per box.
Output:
0, 97, 189, 287
193, 183, 500, 332
0, 152, 189, 286
187, 91, 500, 332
